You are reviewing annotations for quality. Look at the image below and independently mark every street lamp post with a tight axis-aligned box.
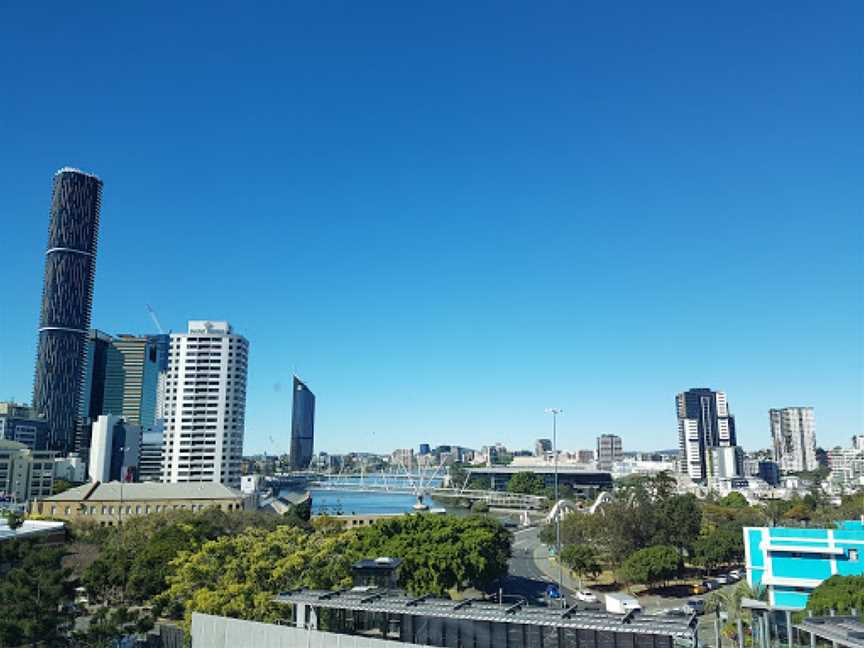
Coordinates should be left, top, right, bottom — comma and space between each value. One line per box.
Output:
544, 407, 564, 605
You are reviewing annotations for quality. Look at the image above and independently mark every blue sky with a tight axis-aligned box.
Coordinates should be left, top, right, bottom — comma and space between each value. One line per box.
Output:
1, 2, 861, 455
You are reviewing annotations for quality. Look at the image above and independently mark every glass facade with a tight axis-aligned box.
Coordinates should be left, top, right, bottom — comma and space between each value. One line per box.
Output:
290, 376, 315, 470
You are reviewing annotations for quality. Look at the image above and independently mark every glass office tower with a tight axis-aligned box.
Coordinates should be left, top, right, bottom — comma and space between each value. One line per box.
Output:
290, 376, 315, 471
33, 168, 103, 453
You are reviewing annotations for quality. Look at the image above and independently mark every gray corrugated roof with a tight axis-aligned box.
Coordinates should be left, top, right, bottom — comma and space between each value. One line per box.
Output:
274, 590, 696, 636
43, 481, 242, 502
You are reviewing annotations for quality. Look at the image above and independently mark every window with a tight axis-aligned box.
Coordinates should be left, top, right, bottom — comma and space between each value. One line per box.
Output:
850, 549, 859, 562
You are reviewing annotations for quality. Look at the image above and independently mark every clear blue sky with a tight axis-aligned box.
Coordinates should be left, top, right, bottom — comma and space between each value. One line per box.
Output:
1, 2, 861, 456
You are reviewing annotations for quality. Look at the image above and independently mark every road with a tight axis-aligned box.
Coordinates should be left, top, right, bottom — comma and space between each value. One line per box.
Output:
486, 527, 575, 606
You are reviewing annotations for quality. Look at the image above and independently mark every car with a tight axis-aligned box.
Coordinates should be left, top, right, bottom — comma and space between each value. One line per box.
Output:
714, 575, 730, 585
702, 579, 719, 591
685, 599, 706, 615
662, 608, 690, 618
545, 584, 562, 600
576, 590, 598, 603
691, 583, 708, 595
728, 569, 743, 580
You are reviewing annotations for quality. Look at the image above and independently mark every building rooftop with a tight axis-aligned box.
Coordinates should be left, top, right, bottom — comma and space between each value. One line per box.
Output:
274, 589, 696, 637
0, 519, 66, 542
0, 439, 30, 451
353, 557, 403, 570
42, 481, 243, 502
795, 617, 864, 648
467, 465, 612, 475
55, 167, 102, 181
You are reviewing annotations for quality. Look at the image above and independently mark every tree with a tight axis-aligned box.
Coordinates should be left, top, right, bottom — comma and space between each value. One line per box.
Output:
470, 500, 490, 513
352, 514, 511, 596
783, 502, 812, 525
52, 478, 74, 495
0, 539, 73, 647
719, 492, 749, 508
619, 545, 680, 589
156, 524, 356, 632
72, 606, 155, 647
560, 545, 601, 588
83, 507, 307, 605
655, 494, 702, 556
4, 509, 24, 530
807, 575, 864, 615
692, 526, 743, 574
762, 499, 791, 526
507, 472, 546, 496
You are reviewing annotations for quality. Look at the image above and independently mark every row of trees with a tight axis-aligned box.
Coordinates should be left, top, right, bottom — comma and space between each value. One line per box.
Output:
541, 473, 757, 588
545, 472, 864, 590
155, 513, 510, 633
2, 507, 512, 643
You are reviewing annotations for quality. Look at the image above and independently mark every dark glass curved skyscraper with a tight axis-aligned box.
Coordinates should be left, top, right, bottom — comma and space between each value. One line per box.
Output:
290, 376, 315, 471
33, 168, 103, 453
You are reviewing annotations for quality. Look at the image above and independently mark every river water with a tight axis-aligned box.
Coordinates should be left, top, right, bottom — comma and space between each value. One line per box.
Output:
279, 474, 451, 516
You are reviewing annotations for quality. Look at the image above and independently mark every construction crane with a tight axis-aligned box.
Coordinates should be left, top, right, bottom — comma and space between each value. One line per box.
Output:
146, 304, 165, 334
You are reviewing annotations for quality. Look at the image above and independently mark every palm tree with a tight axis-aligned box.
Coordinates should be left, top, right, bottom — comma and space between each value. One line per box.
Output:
706, 581, 768, 640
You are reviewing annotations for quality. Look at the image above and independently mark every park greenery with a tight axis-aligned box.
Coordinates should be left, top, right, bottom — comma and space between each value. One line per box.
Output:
807, 575, 864, 615
0, 539, 72, 647
0, 508, 511, 643
542, 472, 864, 591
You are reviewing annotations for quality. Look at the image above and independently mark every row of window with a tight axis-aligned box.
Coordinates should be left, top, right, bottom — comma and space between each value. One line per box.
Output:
50, 501, 244, 517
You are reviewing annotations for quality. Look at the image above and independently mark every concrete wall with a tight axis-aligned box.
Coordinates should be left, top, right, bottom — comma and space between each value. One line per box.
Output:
191, 613, 427, 648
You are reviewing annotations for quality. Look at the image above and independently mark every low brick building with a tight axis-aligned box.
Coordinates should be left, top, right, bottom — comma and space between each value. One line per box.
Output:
33, 481, 250, 525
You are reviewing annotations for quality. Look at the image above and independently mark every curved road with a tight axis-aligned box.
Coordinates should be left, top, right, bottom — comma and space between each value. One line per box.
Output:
491, 527, 575, 606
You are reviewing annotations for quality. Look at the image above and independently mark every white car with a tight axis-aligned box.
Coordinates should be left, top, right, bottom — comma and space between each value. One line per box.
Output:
576, 590, 598, 603
713, 575, 730, 585
728, 569, 743, 580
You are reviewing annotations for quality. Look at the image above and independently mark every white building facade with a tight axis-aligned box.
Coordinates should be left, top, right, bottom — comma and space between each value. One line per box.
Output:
770, 407, 817, 473
161, 321, 248, 488
676, 388, 738, 482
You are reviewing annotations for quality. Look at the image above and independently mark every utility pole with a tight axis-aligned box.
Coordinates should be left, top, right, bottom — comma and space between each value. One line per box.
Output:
545, 407, 564, 605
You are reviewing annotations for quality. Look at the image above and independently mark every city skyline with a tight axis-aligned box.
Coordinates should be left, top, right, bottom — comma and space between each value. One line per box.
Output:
1, 3, 861, 455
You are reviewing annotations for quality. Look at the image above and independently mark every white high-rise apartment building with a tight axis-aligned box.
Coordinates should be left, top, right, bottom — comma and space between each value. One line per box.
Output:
676, 388, 737, 481
161, 321, 248, 488
770, 407, 817, 473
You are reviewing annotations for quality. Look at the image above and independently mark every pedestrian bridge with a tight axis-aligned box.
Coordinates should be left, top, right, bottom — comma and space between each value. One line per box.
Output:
309, 481, 547, 509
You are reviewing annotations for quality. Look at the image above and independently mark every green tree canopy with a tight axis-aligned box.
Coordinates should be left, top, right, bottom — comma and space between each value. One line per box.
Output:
506, 472, 546, 496
352, 514, 511, 596
560, 545, 601, 587
619, 545, 680, 588
692, 525, 743, 573
719, 492, 749, 508
83, 507, 307, 605
0, 539, 72, 646
156, 523, 356, 632
655, 494, 702, 556
807, 575, 864, 615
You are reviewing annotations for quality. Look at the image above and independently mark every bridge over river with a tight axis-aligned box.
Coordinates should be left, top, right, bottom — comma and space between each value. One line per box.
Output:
265, 473, 547, 510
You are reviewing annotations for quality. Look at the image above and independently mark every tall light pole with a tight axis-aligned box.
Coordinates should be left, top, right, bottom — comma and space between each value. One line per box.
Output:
545, 407, 564, 604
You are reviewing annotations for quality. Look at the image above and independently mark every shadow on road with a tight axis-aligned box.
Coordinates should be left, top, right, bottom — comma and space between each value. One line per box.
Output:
486, 575, 549, 605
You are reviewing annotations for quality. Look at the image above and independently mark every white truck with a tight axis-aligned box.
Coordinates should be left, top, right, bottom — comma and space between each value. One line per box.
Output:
605, 592, 642, 614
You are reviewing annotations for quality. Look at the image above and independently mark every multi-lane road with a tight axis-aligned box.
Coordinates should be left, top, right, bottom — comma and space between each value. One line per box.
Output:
491, 526, 574, 606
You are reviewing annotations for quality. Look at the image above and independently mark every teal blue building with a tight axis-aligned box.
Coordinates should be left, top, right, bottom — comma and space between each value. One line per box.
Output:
745, 520, 864, 610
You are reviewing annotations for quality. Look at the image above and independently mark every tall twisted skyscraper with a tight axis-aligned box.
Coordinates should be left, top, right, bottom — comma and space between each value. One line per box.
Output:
33, 168, 103, 453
